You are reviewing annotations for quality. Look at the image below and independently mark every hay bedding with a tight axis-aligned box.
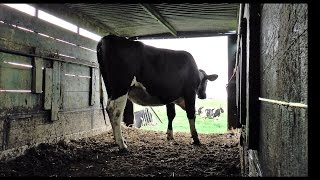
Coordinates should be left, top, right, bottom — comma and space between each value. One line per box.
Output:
0, 127, 241, 177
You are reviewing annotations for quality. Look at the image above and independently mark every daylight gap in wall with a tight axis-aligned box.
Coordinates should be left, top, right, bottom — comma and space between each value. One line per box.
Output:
3, 61, 32, 68
2, 4, 101, 47
0, 90, 32, 93
133, 37, 229, 134
3, 3, 35, 16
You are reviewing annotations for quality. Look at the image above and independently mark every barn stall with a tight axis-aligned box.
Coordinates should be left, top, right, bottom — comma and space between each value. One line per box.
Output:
0, 3, 308, 177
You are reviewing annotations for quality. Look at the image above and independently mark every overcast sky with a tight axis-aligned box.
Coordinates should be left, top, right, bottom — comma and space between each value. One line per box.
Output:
139, 36, 228, 100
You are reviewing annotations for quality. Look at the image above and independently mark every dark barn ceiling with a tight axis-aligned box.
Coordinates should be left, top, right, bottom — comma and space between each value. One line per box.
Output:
35, 3, 240, 39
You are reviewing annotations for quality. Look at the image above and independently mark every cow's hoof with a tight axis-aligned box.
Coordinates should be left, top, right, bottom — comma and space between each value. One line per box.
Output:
167, 137, 174, 141
192, 140, 201, 146
118, 148, 129, 154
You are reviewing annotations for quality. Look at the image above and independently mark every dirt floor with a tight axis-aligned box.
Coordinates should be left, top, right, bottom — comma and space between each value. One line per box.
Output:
0, 127, 241, 177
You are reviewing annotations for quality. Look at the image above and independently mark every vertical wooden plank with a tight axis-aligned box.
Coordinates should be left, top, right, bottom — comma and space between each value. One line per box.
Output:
32, 57, 43, 93
90, 67, 96, 106
227, 34, 238, 130
240, 17, 247, 126
51, 61, 61, 121
245, 4, 261, 150
44, 68, 52, 110
60, 62, 66, 109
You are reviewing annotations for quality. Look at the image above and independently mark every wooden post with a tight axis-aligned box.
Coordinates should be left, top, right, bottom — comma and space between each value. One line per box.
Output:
245, 4, 261, 150
32, 57, 43, 93
51, 61, 61, 121
227, 34, 238, 130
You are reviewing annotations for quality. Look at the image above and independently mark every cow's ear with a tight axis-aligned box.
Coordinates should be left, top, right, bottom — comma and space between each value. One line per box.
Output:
206, 74, 218, 81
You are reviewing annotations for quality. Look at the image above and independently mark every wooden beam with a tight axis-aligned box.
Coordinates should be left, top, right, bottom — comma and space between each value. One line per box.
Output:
32, 57, 43, 94
51, 61, 61, 121
31, 3, 118, 36
0, 5, 98, 50
44, 68, 52, 110
140, 4, 177, 37
0, 23, 97, 63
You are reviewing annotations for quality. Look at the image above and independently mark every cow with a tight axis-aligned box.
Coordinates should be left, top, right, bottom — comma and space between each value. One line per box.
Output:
196, 106, 204, 115
203, 107, 224, 119
204, 108, 215, 119
97, 35, 218, 152
213, 107, 224, 118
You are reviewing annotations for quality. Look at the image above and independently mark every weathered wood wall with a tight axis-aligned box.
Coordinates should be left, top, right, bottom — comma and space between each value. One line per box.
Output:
0, 5, 110, 160
258, 4, 308, 176
237, 3, 308, 177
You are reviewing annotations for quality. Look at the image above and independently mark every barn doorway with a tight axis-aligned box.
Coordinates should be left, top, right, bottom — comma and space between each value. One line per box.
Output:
132, 36, 229, 134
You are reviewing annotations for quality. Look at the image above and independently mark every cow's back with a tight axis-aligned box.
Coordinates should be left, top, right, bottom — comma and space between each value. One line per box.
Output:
97, 35, 200, 103
137, 46, 200, 103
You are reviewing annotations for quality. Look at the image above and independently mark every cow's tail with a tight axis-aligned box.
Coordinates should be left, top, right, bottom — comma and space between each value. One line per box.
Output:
97, 36, 112, 125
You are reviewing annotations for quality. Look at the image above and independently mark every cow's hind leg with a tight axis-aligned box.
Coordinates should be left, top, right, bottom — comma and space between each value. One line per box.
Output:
106, 94, 129, 152
166, 103, 175, 141
123, 99, 134, 127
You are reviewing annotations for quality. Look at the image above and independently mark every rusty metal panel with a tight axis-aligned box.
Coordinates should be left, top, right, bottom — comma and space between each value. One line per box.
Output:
0, 23, 97, 63
32, 57, 43, 94
51, 61, 61, 121
44, 68, 52, 110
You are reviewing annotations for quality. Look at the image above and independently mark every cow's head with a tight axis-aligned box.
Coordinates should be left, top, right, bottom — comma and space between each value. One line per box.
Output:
197, 69, 218, 99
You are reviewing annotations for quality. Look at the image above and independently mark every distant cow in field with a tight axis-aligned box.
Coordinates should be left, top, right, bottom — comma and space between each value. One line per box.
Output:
203, 107, 224, 119
97, 35, 218, 152
196, 106, 204, 115
204, 108, 215, 119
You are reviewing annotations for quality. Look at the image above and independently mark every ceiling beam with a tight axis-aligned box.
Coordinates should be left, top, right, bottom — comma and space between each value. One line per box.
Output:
140, 4, 177, 37
129, 30, 236, 40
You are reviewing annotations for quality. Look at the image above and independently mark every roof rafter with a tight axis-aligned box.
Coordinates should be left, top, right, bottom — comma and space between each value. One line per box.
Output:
140, 3, 177, 37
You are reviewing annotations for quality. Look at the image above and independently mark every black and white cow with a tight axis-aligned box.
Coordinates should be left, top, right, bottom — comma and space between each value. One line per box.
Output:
97, 35, 218, 152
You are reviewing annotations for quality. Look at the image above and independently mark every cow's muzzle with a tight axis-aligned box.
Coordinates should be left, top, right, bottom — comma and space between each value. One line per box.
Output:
198, 94, 206, 99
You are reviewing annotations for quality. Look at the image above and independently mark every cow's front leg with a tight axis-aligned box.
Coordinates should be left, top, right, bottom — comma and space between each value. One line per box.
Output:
106, 94, 128, 152
166, 103, 176, 141
184, 93, 200, 145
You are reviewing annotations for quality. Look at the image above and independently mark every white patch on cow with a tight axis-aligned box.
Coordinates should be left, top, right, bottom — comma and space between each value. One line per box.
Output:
128, 76, 163, 106
173, 97, 186, 110
166, 129, 174, 140
106, 94, 128, 150
130, 76, 143, 88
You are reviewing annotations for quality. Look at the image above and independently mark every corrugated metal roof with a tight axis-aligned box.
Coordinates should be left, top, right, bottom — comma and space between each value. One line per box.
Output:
63, 3, 239, 38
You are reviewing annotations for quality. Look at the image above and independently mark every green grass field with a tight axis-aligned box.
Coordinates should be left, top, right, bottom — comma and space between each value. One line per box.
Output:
134, 98, 228, 134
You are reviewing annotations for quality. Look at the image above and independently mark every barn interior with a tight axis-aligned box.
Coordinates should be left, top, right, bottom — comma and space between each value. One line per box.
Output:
0, 3, 308, 177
